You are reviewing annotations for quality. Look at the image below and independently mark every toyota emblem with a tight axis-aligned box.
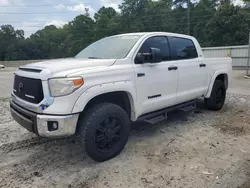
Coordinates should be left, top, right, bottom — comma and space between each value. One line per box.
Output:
18, 83, 24, 92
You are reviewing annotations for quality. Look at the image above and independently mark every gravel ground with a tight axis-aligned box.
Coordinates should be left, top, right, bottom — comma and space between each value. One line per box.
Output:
0, 67, 16, 99
0, 69, 250, 188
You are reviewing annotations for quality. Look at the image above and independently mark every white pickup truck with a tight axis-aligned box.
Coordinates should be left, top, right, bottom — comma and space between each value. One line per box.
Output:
10, 32, 232, 161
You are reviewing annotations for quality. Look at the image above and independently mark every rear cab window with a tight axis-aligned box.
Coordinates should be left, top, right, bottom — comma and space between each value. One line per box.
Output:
171, 37, 198, 60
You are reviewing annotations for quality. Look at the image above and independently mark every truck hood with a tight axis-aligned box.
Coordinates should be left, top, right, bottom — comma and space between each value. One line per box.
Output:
20, 58, 116, 77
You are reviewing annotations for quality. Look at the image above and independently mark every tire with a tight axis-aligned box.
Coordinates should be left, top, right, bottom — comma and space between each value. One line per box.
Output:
76, 103, 130, 162
205, 80, 226, 111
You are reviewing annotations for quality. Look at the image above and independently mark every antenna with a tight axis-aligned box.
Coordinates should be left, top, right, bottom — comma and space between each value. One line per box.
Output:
85, 7, 90, 17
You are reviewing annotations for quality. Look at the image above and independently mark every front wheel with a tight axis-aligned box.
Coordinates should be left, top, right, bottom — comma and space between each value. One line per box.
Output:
205, 80, 226, 111
76, 103, 130, 162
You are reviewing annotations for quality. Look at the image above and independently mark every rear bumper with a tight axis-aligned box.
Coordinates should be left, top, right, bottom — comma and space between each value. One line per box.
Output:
10, 100, 79, 138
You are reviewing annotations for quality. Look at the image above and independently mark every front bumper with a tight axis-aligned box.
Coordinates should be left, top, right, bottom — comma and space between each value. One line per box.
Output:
10, 100, 79, 138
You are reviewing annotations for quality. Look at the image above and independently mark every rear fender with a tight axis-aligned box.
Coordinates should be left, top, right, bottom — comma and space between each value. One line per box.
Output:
205, 69, 228, 98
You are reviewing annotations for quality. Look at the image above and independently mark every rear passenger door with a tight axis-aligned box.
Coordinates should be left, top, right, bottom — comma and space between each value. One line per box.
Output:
169, 37, 207, 104
134, 36, 178, 117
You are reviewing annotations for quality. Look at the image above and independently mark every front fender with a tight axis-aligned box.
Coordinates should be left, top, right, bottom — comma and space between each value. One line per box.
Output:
72, 81, 137, 120
205, 69, 228, 98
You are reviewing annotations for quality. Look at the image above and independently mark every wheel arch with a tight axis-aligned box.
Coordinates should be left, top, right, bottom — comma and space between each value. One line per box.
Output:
72, 82, 137, 121
205, 70, 228, 98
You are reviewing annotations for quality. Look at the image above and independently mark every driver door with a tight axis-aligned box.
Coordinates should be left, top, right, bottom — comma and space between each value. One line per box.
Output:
133, 36, 178, 117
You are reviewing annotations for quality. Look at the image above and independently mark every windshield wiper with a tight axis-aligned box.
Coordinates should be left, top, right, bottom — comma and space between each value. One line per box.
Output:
88, 57, 101, 59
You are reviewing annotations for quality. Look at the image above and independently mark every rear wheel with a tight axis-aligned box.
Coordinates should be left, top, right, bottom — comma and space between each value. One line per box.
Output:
76, 103, 130, 162
205, 80, 226, 111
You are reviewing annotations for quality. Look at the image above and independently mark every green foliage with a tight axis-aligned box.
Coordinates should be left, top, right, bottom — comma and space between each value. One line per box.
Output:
0, 1, 250, 61
205, 4, 249, 46
94, 7, 122, 40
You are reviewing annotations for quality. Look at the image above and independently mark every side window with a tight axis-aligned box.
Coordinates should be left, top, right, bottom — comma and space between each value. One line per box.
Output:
173, 37, 198, 60
138, 36, 171, 62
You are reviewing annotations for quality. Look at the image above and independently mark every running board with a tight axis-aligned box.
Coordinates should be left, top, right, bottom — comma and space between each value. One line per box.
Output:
138, 100, 196, 124
144, 114, 167, 124
180, 101, 196, 112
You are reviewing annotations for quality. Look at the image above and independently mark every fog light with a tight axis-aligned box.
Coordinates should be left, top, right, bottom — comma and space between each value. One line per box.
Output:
53, 122, 58, 129
48, 121, 58, 131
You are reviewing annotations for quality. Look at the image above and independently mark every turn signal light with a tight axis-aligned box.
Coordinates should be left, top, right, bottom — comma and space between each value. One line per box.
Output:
73, 78, 84, 86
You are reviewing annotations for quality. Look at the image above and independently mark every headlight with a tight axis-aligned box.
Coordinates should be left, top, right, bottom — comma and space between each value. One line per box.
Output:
48, 77, 84, 97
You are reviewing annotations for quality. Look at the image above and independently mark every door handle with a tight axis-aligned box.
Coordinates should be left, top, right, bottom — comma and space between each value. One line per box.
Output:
137, 73, 145, 77
199, 63, 206, 67
168, 66, 178, 71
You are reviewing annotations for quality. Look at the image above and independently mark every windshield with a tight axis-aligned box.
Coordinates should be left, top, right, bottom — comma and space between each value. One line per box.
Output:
75, 35, 142, 59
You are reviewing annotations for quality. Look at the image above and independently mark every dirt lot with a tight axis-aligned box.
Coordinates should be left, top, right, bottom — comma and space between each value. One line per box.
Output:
0, 69, 250, 188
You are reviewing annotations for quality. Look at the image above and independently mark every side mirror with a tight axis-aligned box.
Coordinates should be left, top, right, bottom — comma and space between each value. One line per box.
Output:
135, 53, 144, 64
135, 47, 162, 64
150, 47, 162, 63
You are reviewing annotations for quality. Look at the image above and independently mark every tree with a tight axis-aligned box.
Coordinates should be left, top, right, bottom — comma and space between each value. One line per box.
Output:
143, 0, 173, 32
29, 25, 69, 59
66, 15, 95, 56
119, 0, 150, 32
94, 7, 122, 40
0, 25, 25, 60
205, 4, 249, 46
191, 0, 216, 46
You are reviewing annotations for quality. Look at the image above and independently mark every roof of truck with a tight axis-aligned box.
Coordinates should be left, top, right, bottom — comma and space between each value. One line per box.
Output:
114, 32, 193, 39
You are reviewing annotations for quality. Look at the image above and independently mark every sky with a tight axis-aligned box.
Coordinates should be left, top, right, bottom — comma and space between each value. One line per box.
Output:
0, 0, 123, 37
0, 0, 245, 37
